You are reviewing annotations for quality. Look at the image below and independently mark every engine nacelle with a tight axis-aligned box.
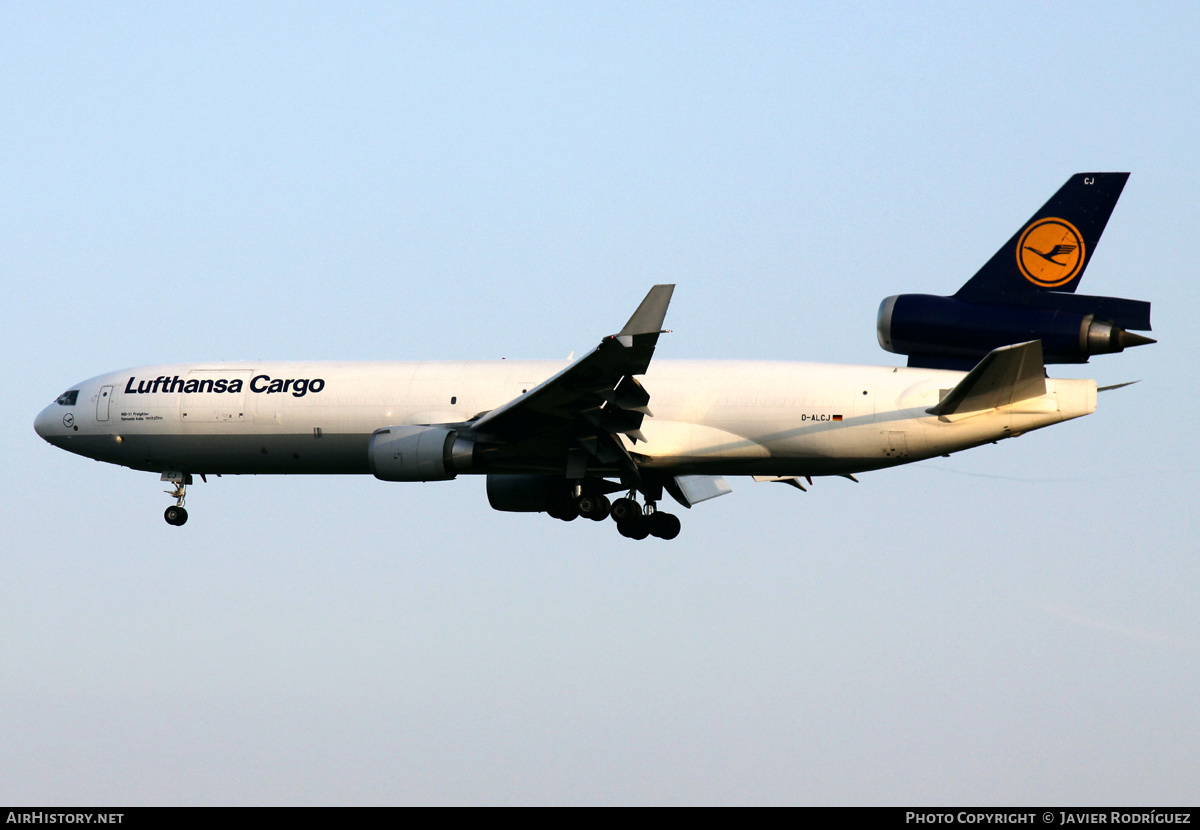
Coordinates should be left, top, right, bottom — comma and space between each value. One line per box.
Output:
486, 474, 563, 512
877, 293, 1155, 368
369, 425, 476, 482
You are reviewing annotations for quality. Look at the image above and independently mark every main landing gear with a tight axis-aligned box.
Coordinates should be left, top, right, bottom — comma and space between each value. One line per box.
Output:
546, 485, 681, 540
613, 498, 681, 541
161, 471, 191, 526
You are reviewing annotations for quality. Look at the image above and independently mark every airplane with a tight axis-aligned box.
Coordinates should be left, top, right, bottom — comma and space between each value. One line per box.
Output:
34, 173, 1154, 540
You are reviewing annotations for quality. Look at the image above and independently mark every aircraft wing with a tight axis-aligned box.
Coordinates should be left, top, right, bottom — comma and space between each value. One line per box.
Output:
469, 285, 674, 478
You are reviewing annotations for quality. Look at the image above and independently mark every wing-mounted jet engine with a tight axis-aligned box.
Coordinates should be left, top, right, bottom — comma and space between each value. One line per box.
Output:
876, 173, 1155, 370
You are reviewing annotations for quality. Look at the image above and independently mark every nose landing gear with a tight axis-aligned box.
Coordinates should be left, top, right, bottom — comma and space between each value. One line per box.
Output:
161, 471, 191, 526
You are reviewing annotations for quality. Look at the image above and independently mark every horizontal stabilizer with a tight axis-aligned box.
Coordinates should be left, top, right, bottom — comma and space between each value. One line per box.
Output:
927, 340, 1046, 418
1098, 380, 1140, 393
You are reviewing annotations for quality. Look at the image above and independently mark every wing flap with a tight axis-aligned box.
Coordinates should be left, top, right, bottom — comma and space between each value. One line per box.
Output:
753, 475, 808, 491
667, 474, 733, 508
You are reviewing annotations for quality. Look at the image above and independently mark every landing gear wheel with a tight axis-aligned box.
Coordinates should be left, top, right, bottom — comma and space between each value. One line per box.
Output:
648, 511, 681, 540
617, 516, 651, 540
610, 497, 641, 522
161, 472, 192, 526
577, 494, 611, 521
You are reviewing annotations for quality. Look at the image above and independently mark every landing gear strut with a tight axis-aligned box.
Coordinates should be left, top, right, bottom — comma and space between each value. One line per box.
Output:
546, 482, 614, 522
161, 471, 191, 526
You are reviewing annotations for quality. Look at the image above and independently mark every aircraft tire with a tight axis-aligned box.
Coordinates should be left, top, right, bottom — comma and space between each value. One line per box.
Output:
164, 506, 188, 526
618, 516, 650, 540
610, 498, 641, 522
648, 512, 680, 540
578, 494, 610, 521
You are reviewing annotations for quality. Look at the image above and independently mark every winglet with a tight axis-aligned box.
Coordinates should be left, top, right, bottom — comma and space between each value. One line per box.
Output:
619, 284, 675, 336
928, 340, 1047, 418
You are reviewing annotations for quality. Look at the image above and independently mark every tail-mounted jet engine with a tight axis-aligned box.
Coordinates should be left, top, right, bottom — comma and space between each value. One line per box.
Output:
876, 172, 1154, 370
369, 425, 476, 481
877, 293, 1154, 368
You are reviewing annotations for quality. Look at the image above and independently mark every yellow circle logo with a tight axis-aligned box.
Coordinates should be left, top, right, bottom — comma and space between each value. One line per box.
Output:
1016, 217, 1085, 287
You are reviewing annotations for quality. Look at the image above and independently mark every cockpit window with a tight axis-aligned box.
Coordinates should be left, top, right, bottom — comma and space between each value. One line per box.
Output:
56, 390, 79, 406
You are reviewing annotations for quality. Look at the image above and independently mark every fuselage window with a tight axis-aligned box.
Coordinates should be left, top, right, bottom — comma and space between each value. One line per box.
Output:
56, 390, 79, 406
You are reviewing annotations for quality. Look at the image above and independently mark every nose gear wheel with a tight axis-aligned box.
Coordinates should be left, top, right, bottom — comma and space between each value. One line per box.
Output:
161, 472, 193, 526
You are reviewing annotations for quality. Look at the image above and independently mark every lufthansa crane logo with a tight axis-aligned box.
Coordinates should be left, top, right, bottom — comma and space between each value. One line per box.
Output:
1016, 217, 1085, 287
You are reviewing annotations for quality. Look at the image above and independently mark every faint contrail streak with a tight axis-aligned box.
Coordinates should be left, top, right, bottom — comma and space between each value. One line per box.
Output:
1038, 603, 1198, 653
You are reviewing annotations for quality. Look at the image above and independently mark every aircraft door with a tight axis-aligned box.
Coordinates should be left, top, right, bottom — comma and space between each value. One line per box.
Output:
96, 385, 113, 422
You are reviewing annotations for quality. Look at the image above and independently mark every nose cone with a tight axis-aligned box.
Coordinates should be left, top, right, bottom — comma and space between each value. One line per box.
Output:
34, 404, 64, 443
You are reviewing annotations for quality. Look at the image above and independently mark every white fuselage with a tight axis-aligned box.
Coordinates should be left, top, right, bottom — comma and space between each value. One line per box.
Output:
34, 359, 1097, 479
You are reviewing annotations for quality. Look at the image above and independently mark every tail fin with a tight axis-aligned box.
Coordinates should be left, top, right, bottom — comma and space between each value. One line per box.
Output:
954, 173, 1128, 304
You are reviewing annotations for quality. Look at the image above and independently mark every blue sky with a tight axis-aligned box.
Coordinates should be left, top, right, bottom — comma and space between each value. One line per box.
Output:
2, 2, 1197, 805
